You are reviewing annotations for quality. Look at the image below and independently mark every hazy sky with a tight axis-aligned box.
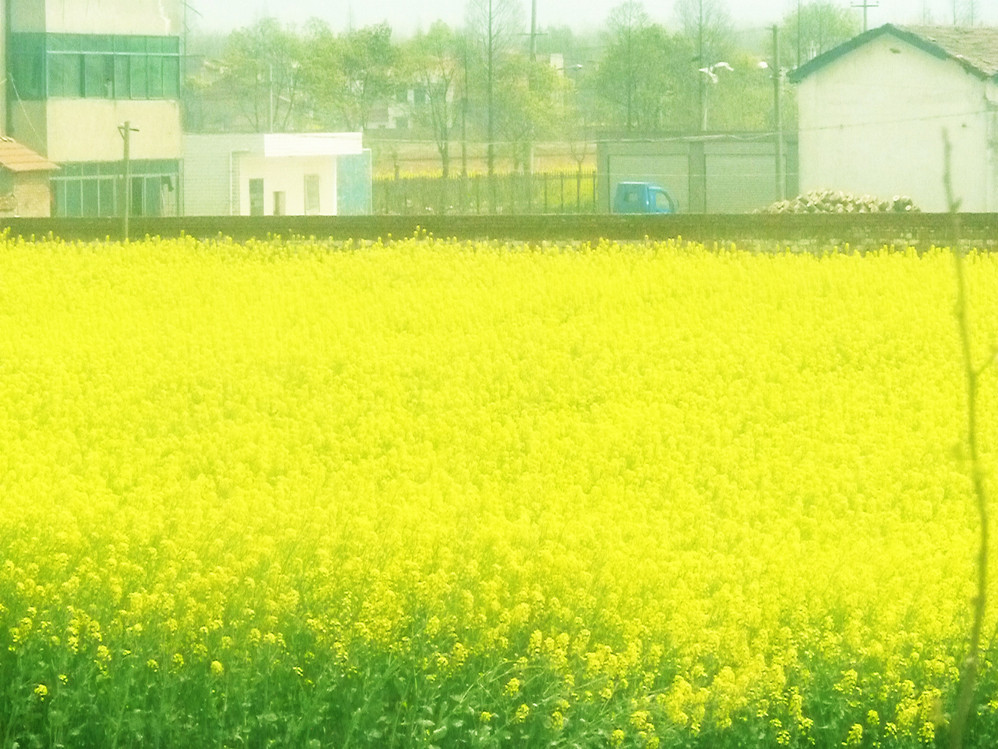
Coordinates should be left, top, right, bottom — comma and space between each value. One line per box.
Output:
188, 0, 998, 37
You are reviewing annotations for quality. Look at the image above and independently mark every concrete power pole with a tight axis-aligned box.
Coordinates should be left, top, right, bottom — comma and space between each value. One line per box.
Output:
851, 0, 878, 32
772, 26, 785, 202
530, 0, 537, 62
118, 121, 139, 241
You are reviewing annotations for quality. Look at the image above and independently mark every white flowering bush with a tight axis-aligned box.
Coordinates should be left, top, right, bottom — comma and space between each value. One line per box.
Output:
761, 189, 920, 214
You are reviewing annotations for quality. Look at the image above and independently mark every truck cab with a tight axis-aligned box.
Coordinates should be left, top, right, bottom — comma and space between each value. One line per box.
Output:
613, 181, 677, 214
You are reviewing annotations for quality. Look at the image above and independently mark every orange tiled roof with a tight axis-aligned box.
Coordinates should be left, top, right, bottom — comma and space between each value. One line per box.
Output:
0, 136, 58, 172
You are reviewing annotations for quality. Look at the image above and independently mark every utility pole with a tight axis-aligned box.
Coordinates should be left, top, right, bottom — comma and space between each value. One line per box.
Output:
461, 39, 468, 180
487, 0, 496, 211
530, 0, 537, 62
851, 0, 878, 32
268, 63, 274, 132
772, 26, 785, 202
796, 0, 802, 68
118, 121, 139, 241
697, 0, 705, 133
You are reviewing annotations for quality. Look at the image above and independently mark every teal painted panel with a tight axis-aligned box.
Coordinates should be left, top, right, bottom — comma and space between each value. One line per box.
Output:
337, 151, 372, 215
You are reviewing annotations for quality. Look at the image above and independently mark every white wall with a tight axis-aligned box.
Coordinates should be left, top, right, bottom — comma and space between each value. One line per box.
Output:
12, 0, 183, 35
238, 155, 339, 216
797, 33, 993, 211
263, 133, 365, 157
45, 100, 182, 162
183, 134, 263, 216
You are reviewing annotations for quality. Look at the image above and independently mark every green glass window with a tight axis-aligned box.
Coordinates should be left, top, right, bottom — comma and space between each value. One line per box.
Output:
129, 55, 148, 98
10, 52, 45, 99
162, 57, 180, 98
81, 180, 99, 216
51, 160, 180, 218
49, 54, 83, 97
65, 181, 82, 216
122, 37, 147, 53
114, 56, 129, 98
8, 32, 180, 101
147, 56, 164, 98
91, 36, 113, 53
84, 55, 114, 98
99, 178, 116, 217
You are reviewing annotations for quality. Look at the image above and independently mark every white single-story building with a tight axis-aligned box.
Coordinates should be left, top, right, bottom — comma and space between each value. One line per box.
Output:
790, 24, 998, 212
183, 132, 372, 216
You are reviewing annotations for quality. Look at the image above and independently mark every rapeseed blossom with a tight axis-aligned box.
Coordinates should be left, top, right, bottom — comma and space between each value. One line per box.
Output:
0, 235, 997, 745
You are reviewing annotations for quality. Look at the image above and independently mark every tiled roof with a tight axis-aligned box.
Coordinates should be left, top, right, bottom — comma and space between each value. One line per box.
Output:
789, 24, 998, 83
0, 137, 58, 172
900, 25, 998, 77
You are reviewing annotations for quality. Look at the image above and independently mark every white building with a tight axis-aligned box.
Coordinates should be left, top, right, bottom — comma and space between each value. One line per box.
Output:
183, 133, 372, 216
790, 24, 998, 212
1, 0, 185, 217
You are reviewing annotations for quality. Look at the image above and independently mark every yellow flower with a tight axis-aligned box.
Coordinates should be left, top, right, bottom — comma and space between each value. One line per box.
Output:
550, 710, 565, 731
843, 723, 863, 747
210, 660, 224, 676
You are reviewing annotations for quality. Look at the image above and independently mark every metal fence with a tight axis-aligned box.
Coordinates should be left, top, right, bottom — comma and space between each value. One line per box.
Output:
374, 171, 598, 215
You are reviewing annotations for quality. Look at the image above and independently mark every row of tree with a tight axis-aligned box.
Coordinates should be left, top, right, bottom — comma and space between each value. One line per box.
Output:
183, 1, 861, 176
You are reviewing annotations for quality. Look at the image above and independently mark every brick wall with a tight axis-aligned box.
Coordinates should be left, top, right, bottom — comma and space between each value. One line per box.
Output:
0, 173, 54, 217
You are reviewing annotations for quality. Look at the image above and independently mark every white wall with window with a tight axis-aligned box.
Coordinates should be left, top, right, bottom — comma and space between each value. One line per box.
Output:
238, 155, 337, 217
184, 133, 371, 217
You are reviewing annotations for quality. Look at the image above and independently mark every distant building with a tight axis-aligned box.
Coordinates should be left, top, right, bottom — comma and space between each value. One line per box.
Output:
0, 136, 58, 216
1, 0, 185, 217
790, 24, 998, 212
183, 133, 372, 216
597, 135, 798, 213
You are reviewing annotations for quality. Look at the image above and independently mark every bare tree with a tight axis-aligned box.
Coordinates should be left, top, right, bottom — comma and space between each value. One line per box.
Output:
193, 18, 304, 133
674, 0, 733, 132
404, 22, 462, 177
606, 1, 651, 133
465, 0, 524, 183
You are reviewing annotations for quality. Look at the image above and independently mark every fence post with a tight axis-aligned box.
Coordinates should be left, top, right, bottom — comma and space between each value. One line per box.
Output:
543, 173, 548, 213
560, 172, 565, 212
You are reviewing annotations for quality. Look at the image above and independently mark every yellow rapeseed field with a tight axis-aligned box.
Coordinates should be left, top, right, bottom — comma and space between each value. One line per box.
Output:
0, 234, 997, 747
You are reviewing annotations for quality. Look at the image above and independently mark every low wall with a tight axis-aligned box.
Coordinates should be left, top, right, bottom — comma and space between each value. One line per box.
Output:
0, 213, 989, 248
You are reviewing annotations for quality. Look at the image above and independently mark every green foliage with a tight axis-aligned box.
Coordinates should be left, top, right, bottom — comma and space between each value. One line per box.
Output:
301, 21, 399, 131
587, 3, 695, 133
186, 18, 306, 133
782, 1, 861, 68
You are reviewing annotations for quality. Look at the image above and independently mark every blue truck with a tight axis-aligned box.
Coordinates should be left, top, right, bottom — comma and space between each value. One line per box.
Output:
612, 181, 677, 214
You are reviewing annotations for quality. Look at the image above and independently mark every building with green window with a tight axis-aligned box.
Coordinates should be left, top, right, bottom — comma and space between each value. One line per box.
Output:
1, 0, 184, 217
